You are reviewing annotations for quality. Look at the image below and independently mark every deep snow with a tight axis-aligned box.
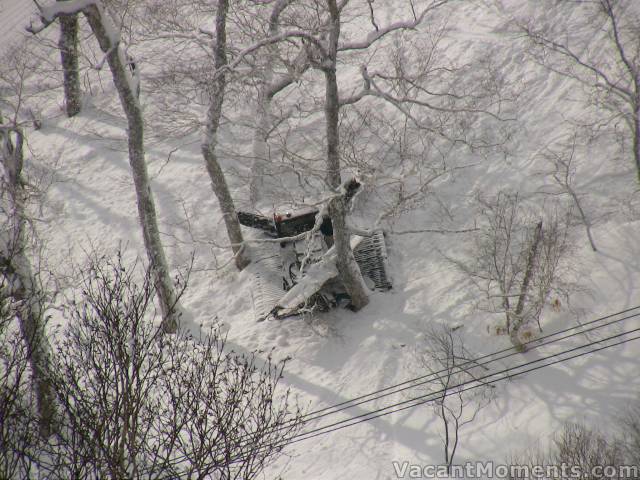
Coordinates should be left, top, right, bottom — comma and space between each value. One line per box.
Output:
3, 0, 640, 478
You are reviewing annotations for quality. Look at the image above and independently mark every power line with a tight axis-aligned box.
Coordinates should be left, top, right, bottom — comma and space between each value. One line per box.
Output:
282, 306, 640, 426
284, 326, 640, 446
150, 305, 640, 476
164, 314, 640, 477
210, 305, 640, 453
222, 326, 640, 469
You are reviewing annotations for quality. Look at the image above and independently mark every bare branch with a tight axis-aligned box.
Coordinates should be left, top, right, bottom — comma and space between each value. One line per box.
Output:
520, 23, 634, 101
390, 226, 478, 235
338, 0, 450, 51
600, 0, 638, 86
338, 65, 371, 106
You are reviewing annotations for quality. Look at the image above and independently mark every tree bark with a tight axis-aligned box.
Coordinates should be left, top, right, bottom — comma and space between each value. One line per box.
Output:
634, 101, 640, 183
249, 91, 271, 207
0, 122, 56, 437
323, 0, 369, 311
83, 4, 182, 333
202, 0, 249, 270
58, 2, 81, 117
249, 0, 293, 206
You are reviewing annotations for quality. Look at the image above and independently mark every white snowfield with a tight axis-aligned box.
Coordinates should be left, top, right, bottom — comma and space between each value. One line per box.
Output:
3, 0, 640, 479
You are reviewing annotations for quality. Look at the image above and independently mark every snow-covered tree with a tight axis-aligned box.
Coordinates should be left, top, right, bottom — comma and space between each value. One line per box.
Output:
315, 0, 370, 310
201, 0, 250, 270
29, 0, 183, 333
248, 0, 309, 206
282, 0, 467, 310
0, 113, 56, 436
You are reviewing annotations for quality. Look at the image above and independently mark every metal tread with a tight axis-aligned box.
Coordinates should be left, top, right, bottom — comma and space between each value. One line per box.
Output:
245, 242, 286, 321
353, 230, 392, 290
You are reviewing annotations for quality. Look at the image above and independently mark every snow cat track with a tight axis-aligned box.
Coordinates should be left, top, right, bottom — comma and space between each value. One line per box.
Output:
245, 242, 286, 322
353, 230, 392, 290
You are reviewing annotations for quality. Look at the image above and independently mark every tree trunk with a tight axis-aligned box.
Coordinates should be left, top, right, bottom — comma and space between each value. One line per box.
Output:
249, 92, 270, 207
249, 0, 293, 207
202, 0, 249, 270
324, 67, 341, 189
323, 0, 369, 311
0, 123, 56, 437
634, 101, 640, 184
58, 1, 81, 117
501, 286, 511, 333
83, 4, 182, 333
328, 196, 370, 310
510, 220, 543, 350
441, 402, 450, 471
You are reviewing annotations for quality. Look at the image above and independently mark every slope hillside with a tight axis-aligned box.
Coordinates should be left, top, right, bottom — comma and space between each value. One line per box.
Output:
0, 0, 36, 52
2, 0, 640, 479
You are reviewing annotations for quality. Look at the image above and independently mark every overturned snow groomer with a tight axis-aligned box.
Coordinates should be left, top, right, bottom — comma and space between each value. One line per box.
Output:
239, 202, 391, 321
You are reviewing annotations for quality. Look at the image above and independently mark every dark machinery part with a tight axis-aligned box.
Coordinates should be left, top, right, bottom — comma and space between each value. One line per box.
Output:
237, 211, 278, 236
275, 208, 319, 237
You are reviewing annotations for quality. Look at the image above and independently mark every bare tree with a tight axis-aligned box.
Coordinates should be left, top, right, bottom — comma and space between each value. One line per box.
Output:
201, 0, 250, 270
413, 325, 494, 473
249, 0, 309, 206
0, 273, 41, 479
516, 0, 640, 182
29, 0, 183, 333
40, 251, 302, 479
536, 133, 598, 252
508, 421, 627, 480
449, 192, 571, 350
618, 400, 640, 468
289, 0, 463, 310
0, 112, 57, 437
0, 39, 49, 129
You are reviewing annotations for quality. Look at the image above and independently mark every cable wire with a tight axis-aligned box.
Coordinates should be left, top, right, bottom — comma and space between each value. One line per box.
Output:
224, 325, 640, 467
150, 305, 640, 476
281, 307, 640, 427
202, 306, 640, 455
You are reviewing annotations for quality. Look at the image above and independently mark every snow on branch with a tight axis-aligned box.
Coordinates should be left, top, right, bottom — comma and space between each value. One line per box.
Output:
27, 0, 139, 101
28, 0, 119, 46
338, 0, 450, 51
224, 30, 328, 76
92, 44, 117, 70
27, 0, 100, 34
339, 65, 371, 106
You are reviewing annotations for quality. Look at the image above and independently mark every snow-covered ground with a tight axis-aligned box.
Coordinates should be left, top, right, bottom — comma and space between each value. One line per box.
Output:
0, 0, 36, 52
3, 0, 640, 478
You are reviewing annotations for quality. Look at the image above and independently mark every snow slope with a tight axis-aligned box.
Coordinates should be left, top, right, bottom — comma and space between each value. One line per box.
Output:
0, 0, 36, 52
3, 1, 640, 479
